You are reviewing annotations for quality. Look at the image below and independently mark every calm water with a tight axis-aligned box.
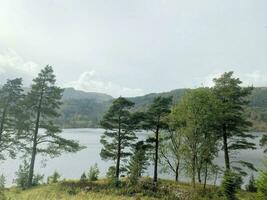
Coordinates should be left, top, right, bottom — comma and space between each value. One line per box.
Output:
0, 128, 266, 186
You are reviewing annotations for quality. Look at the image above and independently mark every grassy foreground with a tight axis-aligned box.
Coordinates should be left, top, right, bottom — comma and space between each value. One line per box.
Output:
2, 179, 257, 200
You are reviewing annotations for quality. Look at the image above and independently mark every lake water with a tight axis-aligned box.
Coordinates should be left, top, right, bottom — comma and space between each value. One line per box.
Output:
0, 128, 266, 187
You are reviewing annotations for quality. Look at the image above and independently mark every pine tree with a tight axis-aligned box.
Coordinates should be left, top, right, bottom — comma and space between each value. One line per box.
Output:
23, 66, 82, 187
213, 72, 255, 171
0, 78, 24, 160
144, 96, 172, 184
100, 97, 139, 186
127, 141, 149, 185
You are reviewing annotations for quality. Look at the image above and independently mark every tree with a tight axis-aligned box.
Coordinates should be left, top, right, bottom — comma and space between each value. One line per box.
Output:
47, 171, 61, 183
23, 66, 82, 187
100, 97, 140, 186
144, 96, 172, 184
160, 126, 183, 182
0, 78, 24, 160
88, 163, 100, 181
127, 141, 149, 185
222, 170, 242, 200
172, 88, 220, 187
213, 72, 255, 171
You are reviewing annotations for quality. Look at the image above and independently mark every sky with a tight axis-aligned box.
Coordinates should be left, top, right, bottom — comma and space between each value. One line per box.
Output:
0, 0, 266, 97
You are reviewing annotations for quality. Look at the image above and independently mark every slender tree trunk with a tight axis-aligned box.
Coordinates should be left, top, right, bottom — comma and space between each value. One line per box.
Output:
154, 124, 159, 184
197, 167, 202, 184
175, 163, 179, 182
28, 109, 40, 187
203, 162, 208, 189
192, 154, 196, 188
115, 118, 121, 187
28, 88, 44, 187
223, 124, 230, 170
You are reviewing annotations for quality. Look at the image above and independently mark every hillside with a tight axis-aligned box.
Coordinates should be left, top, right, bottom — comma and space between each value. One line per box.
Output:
3, 179, 256, 200
57, 87, 267, 131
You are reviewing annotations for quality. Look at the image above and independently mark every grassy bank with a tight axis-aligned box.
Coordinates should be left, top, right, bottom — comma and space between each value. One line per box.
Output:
2, 178, 258, 200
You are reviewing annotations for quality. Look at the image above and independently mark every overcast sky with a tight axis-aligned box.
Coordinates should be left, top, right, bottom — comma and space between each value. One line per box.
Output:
0, 0, 266, 97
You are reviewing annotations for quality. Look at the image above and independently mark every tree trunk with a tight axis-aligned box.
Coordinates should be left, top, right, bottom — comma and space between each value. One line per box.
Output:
192, 154, 196, 188
28, 87, 44, 187
175, 163, 179, 182
223, 124, 230, 170
197, 167, 202, 184
115, 118, 121, 187
28, 108, 41, 187
154, 124, 159, 184
203, 162, 208, 189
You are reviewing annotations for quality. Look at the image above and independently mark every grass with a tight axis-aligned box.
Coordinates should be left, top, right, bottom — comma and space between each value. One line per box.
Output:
2, 178, 258, 200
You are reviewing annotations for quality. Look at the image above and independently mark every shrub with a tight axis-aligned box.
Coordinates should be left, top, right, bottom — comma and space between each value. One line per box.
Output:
257, 159, 267, 199
221, 170, 242, 200
14, 160, 44, 188
47, 171, 61, 184
88, 163, 100, 181
0, 174, 6, 189
80, 172, 87, 182
246, 174, 257, 192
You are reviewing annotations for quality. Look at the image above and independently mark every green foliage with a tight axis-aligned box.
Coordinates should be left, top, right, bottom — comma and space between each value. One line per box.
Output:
144, 96, 172, 183
14, 160, 30, 189
0, 78, 24, 160
80, 172, 87, 182
22, 66, 83, 187
47, 171, 61, 184
88, 163, 100, 181
0, 174, 5, 189
222, 170, 242, 200
213, 72, 255, 170
245, 174, 257, 192
257, 158, 267, 199
106, 166, 116, 179
100, 97, 140, 185
127, 141, 149, 185
171, 88, 220, 186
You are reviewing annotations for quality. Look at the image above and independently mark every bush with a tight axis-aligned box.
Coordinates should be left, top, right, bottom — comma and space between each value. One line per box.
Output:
246, 174, 257, 192
80, 172, 87, 182
14, 160, 44, 188
221, 170, 242, 200
14, 160, 30, 189
257, 159, 267, 199
47, 171, 61, 184
0, 174, 6, 189
106, 166, 116, 179
88, 163, 100, 181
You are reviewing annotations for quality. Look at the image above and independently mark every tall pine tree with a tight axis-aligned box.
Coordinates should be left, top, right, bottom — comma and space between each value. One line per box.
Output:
24, 66, 82, 187
213, 72, 255, 171
144, 96, 172, 184
100, 97, 139, 186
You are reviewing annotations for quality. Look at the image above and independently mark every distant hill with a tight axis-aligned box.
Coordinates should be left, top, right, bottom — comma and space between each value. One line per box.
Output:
62, 88, 113, 102
56, 87, 267, 131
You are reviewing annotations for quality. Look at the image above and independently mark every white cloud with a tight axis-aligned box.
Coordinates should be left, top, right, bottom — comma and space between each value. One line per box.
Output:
65, 71, 144, 97
0, 49, 40, 76
201, 70, 267, 88
243, 71, 267, 86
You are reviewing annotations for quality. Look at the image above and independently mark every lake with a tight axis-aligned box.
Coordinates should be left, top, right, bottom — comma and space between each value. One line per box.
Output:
0, 128, 266, 187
